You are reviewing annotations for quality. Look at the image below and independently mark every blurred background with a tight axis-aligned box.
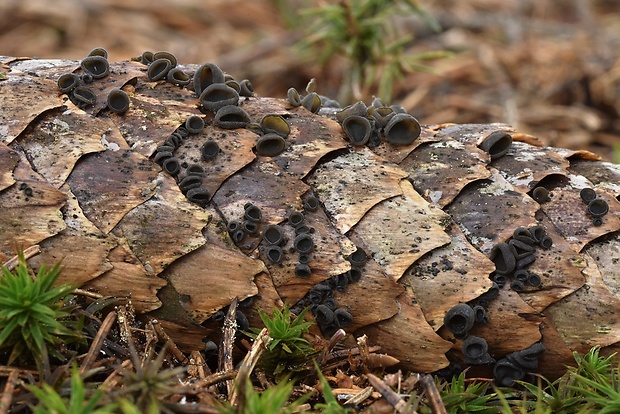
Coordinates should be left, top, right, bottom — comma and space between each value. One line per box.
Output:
1, 0, 618, 159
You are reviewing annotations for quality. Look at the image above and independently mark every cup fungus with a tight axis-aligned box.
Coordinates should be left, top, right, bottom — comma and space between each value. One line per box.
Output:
288, 211, 304, 227
347, 266, 362, 283
315, 305, 334, 325
508, 239, 535, 259
260, 114, 290, 138
186, 188, 210, 207
256, 133, 286, 157
263, 225, 285, 245
371, 107, 396, 129
139, 51, 154, 65
493, 359, 525, 387
479, 131, 512, 160
186, 164, 205, 176
443, 303, 475, 338
71, 86, 97, 107
287, 87, 302, 106
162, 157, 181, 175
106, 88, 130, 114
304, 195, 319, 211
236, 311, 250, 331
179, 175, 203, 194
57, 73, 80, 93
193, 63, 225, 95
492, 274, 506, 287
295, 263, 312, 279
239, 79, 254, 97
489, 242, 516, 275
462, 335, 493, 364
80, 55, 109, 79
348, 248, 368, 266
165, 133, 183, 148
175, 126, 189, 139
227, 220, 241, 233
294, 234, 314, 254
334, 309, 353, 327
299, 254, 310, 264
244, 204, 262, 222
153, 51, 177, 68
527, 272, 541, 287
588, 198, 609, 218
231, 229, 245, 244
185, 115, 205, 134
81, 73, 94, 84
512, 227, 536, 245
531, 187, 551, 203
199, 84, 240, 113
323, 298, 337, 311
580, 187, 597, 203
225, 80, 240, 92
334, 273, 348, 291
166, 68, 191, 86
342, 115, 373, 146
87, 47, 108, 59
201, 140, 220, 161
508, 342, 545, 370
154, 150, 173, 165
514, 269, 529, 283
472, 305, 488, 324
510, 279, 525, 292
301, 92, 322, 113
242, 220, 258, 235
148, 58, 173, 81
265, 245, 284, 263
383, 113, 421, 146
336, 101, 367, 123
539, 235, 553, 250
215, 105, 250, 129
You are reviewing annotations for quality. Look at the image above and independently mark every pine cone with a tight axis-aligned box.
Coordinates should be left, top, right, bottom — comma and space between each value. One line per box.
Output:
1, 54, 619, 382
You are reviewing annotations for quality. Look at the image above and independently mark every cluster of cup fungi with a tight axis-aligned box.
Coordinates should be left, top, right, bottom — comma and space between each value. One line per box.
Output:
57, 47, 130, 113
334, 98, 422, 148
579, 187, 610, 226
54, 48, 576, 386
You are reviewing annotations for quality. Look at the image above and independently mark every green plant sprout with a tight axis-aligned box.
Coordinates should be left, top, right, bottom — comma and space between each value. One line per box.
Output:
0, 252, 83, 366
436, 371, 502, 414
295, 0, 446, 103
217, 376, 309, 414
29, 364, 117, 414
314, 362, 352, 414
249, 305, 318, 377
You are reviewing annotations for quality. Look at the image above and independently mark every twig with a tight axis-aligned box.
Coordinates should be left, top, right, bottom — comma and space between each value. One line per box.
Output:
194, 369, 237, 388
0, 369, 20, 414
73, 288, 104, 299
230, 327, 271, 408
187, 350, 209, 379
367, 373, 416, 414
152, 319, 188, 365
419, 374, 447, 414
80, 310, 117, 375
319, 328, 346, 364
2, 245, 41, 271
357, 334, 370, 373
218, 298, 238, 397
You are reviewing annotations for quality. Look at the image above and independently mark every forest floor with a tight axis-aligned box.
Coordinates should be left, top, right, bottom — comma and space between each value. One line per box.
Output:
1, 0, 619, 159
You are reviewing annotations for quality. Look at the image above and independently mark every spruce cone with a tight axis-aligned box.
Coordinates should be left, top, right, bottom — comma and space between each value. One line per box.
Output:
1, 54, 619, 381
